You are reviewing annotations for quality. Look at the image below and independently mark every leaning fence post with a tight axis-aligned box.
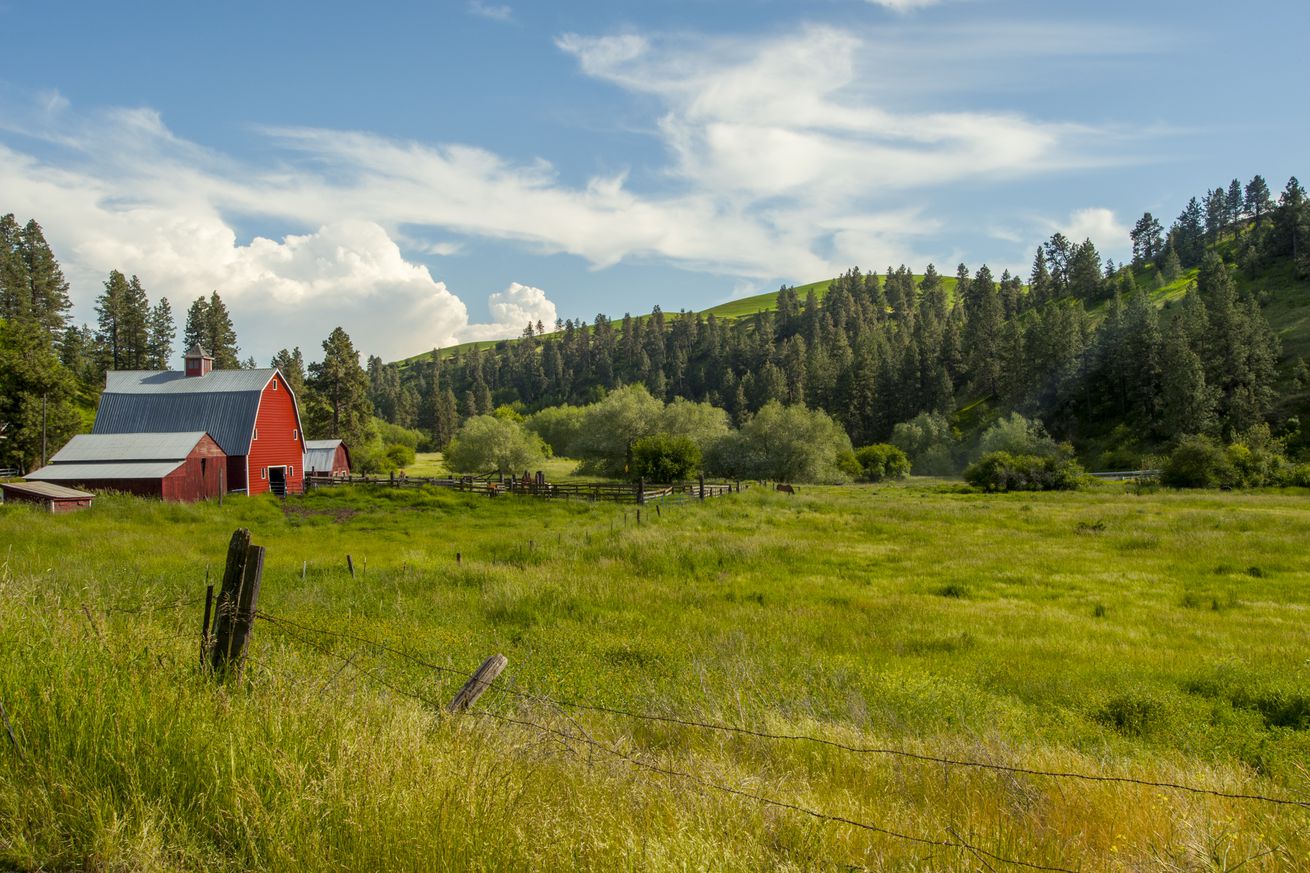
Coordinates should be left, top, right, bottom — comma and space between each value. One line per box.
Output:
347, 555, 355, 579
446, 654, 508, 713
210, 529, 263, 676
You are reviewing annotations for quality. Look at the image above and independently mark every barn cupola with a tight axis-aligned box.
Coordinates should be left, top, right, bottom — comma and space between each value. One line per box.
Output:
184, 344, 214, 377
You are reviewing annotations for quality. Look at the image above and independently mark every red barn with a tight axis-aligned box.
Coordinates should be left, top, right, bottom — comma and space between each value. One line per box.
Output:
92, 346, 307, 496
27, 432, 227, 502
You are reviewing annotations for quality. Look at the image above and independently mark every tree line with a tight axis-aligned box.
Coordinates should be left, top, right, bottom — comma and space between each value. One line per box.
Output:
380, 174, 1304, 468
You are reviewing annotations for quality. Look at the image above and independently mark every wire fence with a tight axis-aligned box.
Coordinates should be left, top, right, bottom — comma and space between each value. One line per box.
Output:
254, 611, 1079, 873
253, 611, 1310, 812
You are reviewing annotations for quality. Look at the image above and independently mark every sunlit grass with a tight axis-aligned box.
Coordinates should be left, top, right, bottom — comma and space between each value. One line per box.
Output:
1, 482, 1308, 870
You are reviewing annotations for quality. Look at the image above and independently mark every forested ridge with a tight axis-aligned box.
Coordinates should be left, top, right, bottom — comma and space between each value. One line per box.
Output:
2, 172, 1308, 474
384, 174, 1309, 465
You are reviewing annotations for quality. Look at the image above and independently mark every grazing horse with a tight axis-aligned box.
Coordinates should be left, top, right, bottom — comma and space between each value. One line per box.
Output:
776, 483, 796, 495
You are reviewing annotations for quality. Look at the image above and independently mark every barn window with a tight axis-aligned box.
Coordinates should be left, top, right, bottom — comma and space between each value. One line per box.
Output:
293, 429, 298, 440
253, 428, 258, 441
261, 467, 267, 479
289, 466, 295, 477
272, 380, 278, 390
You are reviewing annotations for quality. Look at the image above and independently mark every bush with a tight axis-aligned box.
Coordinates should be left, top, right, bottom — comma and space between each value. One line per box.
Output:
1161, 435, 1234, 488
854, 444, 910, 482
525, 405, 585, 457
890, 412, 959, 475
964, 451, 1087, 492
978, 412, 1060, 458
574, 385, 663, 477
629, 434, 701, 483
445, 415, 546, 475
706, 402, 853, 483
656, 398, 730, 455
384, 443, 416, 469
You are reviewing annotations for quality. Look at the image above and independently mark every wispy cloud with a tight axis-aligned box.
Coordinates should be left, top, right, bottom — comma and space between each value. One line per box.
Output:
0, 19, 1146, 358
865, 0, 944, 12
467, 0, 512, 23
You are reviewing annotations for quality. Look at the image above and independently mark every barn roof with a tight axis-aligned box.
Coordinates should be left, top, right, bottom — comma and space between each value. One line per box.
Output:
95, 370, 277, 456
28, 461, 185, 481
2, 481, 94, 500
304, 439, 348, 472
51, 432, 213, 463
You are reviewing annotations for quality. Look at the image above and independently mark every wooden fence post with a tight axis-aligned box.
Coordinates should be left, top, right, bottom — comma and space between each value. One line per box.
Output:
637, 477, 645, 505
210, 529, 263, 676
698, 474, 705, 500
446, 654, 508, 713
199, 583, 214, 665
347, 555, 355, 579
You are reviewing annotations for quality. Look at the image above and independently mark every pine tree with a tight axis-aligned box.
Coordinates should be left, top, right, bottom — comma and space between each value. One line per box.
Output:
1158, 320, 1215, 437
146, 297, 175, 369
122, 275, 151, 369
1130, 213, 1164, 266
307, 327, 374, 447
96, 271, 131, 370
17, 219, 71, 338
1245, 175, 1273, 228
271, 348, 307, 397
963, 264, 1003, 398
206, 292, 241, 369
0, 214, 31, 323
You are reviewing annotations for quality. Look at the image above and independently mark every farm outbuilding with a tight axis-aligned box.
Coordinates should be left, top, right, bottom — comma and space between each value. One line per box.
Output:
92, 345, 307, 496
1, 481, 94, 513
26, 432, 227, 502
303, 439, 351, 478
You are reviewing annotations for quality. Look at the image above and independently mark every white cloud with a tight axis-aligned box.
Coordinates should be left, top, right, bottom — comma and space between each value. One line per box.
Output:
468, 1, 512, 22
866, 0, 944, 11
0, 23, 1137, 360
1055, 207, 1129, 253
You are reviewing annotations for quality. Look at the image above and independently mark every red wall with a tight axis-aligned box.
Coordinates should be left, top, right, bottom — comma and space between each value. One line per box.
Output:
246, 373, 306, 496
332, 444, 350, 476
162, 434, 227, 502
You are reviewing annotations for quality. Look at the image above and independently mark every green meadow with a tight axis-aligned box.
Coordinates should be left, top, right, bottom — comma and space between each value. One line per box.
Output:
1, 482, 1308, 871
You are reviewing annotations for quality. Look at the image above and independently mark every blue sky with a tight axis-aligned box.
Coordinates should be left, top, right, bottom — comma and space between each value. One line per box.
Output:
1, 0, 1306, 363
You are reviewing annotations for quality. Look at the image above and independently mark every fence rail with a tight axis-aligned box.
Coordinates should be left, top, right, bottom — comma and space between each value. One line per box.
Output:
1089, 469, 1161, 481
305, 472, 743, 504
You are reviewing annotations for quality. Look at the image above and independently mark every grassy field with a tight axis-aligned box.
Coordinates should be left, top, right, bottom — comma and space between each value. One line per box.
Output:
1, 482, 1308, 871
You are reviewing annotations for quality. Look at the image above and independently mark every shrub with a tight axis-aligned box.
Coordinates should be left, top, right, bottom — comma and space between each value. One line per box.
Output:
964, 451, 1087, 492
890, 412, 959, 475
445, 415, 547, 475
525, 405, 585, 457
656, 398, 731, 455
854, 444, 911, 482
574, 386, 663, 476
706, 402, 853, 483
384, 443, 416, 469
629, 434, 701, 483
978, 412, 1060, 458
1161, 435, 1234, 488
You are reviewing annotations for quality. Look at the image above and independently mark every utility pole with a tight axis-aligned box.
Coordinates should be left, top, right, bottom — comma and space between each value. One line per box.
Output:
41, 393, 47, 467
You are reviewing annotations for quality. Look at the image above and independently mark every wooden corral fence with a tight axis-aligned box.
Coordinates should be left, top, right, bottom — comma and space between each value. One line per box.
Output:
305, 471, 743, 504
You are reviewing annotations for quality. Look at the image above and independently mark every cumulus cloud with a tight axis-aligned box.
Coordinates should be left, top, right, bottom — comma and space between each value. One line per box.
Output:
1055, 207, 1129, 254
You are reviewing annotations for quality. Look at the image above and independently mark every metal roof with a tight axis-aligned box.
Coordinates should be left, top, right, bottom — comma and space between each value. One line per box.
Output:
96, 370, 277, 456
51, 432, 211, 463
2, 481, 94, 500
303, 439, 349, 473
27, 461, 185, 481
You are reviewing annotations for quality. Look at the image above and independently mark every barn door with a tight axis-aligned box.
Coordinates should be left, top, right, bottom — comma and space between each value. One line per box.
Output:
269, 466, 287, 497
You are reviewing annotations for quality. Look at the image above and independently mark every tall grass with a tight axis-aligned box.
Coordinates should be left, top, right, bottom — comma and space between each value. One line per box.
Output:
1, 483, 1308, 870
